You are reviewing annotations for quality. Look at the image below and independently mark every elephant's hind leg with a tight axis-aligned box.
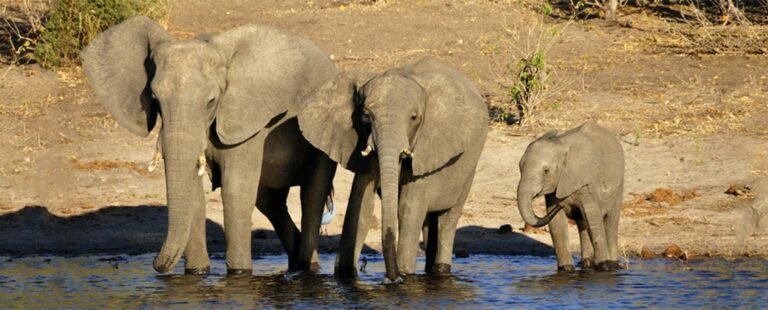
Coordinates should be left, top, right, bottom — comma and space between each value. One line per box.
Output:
582, 199, 613, 271
423, 213, 438, 274
256, 186, 301, 271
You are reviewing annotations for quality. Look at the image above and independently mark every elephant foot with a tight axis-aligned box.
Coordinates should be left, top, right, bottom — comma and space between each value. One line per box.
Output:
226, 268, 252, 276
153, 254, 179, 273
382, 276, 404, 285
557, 264, 576, 273
294, 261, 322, 273
310, 262, 321, 273
334, 264, 358, 279
184, 266, 210, 275
578, 259, 595, 270
605, 260, 622, 271
595, 260, 620, 272
429, 263, 452, 275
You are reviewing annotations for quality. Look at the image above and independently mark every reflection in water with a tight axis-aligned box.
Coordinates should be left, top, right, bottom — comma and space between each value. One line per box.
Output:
0, 254, 766, 308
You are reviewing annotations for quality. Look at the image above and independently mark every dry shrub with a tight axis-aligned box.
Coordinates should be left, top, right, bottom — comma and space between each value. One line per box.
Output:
653, 25, 767, 55
566, 0, 624, 20
1, 0, 50, 64
33, 0, 171, 68
484, 16, 572, 126
648, 0, 767, 54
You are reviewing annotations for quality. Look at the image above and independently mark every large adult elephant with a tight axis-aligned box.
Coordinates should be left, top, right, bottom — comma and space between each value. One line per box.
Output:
297, 57, 489, 283
82, 16, 338, 274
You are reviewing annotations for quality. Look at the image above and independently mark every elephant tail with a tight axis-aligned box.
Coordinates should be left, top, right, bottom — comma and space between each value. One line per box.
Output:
321, 187, 335, 225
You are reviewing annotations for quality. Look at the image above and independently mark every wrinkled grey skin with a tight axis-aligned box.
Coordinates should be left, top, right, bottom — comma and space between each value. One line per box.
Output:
298, 57, 489, 282
81, 16, 338, 274
517, 121, 624, 272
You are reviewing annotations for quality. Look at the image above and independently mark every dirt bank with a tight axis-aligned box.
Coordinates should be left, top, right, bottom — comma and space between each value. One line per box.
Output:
1, 0, 767, 261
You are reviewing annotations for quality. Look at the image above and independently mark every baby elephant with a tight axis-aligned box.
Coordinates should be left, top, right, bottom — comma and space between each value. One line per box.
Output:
516, 120, 624, 272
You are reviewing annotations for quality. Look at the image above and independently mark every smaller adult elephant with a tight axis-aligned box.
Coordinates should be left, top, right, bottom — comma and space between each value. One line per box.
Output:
298, 57, 489, 282
516, 120, 624, 272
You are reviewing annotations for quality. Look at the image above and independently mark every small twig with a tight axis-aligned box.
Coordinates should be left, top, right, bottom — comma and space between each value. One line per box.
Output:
0, 65, 13, 80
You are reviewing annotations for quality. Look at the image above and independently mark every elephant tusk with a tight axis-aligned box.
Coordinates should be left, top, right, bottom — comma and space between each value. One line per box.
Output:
147, 135, 162, 173
147, 151, 162, 173
401, 149, 413, 159
196, 153, 206, 176
361, 145, 374, 157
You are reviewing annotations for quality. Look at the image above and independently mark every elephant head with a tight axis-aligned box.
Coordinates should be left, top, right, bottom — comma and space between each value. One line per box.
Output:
296, 57, 487, 281
82, 17, 335, 273
517, 128, 599, 227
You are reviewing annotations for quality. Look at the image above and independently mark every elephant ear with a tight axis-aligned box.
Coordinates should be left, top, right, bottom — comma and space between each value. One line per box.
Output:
81, 16, 171, 137
208, 25, 336, 145
409, 71, 489, 176
556, 141, 599, 199
297, 72, 371, 172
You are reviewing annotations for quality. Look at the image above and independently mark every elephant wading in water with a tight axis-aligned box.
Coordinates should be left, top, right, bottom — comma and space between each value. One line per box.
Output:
516, 121, 624, 272
297, 57, 489, 283
82, 17, 338, 274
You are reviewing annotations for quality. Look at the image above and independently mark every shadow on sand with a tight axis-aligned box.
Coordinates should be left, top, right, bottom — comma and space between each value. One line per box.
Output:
453, 225, 555, 256
0, 205, 353, 257
0, 206, 553, 258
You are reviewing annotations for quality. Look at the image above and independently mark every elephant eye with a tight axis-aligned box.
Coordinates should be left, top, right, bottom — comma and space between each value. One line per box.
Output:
543, 166, 550, 173
411, 112, 418, 121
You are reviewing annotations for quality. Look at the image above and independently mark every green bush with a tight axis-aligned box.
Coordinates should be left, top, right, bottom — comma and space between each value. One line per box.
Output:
508, 50, 548, 126
34, 0, 170, 69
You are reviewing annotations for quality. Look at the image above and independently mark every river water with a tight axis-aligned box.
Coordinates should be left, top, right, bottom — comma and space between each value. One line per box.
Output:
0, 254, 766, 308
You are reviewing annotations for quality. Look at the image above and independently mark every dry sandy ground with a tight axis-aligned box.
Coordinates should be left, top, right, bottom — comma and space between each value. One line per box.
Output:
1, 0, 767, 265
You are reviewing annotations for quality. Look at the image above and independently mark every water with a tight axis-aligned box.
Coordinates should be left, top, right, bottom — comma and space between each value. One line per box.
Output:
1, 254, 766, 308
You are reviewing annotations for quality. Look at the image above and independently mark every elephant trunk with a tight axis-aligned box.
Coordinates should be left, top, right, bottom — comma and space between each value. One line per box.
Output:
516, 179, 562, 228
153, 131, 205, 273
375, 125, 404, 283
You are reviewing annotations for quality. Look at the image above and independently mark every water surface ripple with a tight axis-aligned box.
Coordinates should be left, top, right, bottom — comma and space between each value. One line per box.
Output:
0, 254, 766, 308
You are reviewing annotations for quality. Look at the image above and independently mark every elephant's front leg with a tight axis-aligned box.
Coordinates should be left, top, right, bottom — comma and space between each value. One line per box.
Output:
575, 218, 595, 270
603, 198, 622, 270
183, 189, 210, 274
297, 156, 337, 272
545, 195, 574, 272
220, 144, 264, 274
256, 186, 301, 270
396, 184, 428, 275
335, 172, 376, 278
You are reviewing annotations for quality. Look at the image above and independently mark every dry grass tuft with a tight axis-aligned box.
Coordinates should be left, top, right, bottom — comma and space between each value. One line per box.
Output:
650, 25, 768, 55
73, 159, 151, 177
